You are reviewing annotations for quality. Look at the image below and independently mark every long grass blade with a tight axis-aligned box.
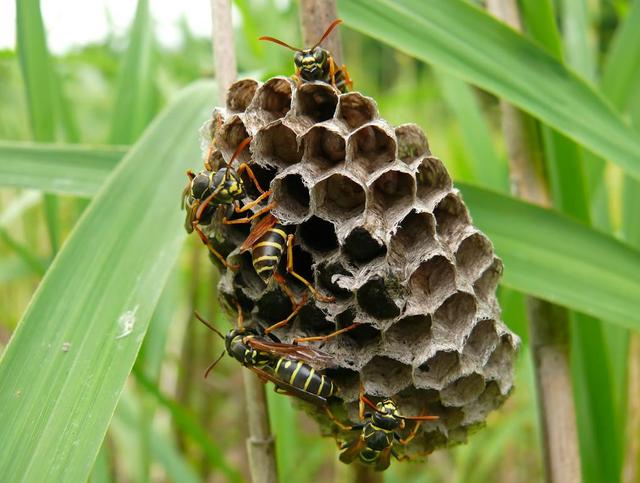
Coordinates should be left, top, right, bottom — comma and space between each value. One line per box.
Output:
0, 81, 215, 482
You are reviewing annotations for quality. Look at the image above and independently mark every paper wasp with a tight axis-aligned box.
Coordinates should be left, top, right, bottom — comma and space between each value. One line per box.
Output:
194, 307, 356, 406
259, 19, 353, 93
239, 213, 341, 335
182, 137, 275, 268
329, 387, 438, 471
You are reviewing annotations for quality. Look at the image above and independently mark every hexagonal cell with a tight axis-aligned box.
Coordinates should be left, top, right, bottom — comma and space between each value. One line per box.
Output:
396, 124, 430, 165
349, 124, 396, 173
238, 163, 277, 200
414, 351, 461, 389
455, 232, 494, 281
390, 210, 437, 258
313, 174, 366, 222
293, 303, 336, 336
370, 169, 415, 216
434, 193, 471, 245
253, 122, 302, 168
271, 173, 311, 221
357, 276, 402, 320
462, 318, 498, 366
338, 318, 382, 349
324, 367, 361, 402
226, 79, 259, 112
343, 227, 386, 264
432, 292, 477, 347
301, 125, 346, 170
256, 289, 294, 328
218, 116, 251, 163
382, 314, 432, 365
440, 373, 486, 407
316, 261, 352, 300
484, 335, 516, 392
295, 82, 339, 122
408, 256, 456, 313
336, 92, 378, 130
463, 380, 506, 425
416, 157, 452, 206
474, 258, 503, 302
362, 356, 413, 395
298, 216, 338, 253
252, 77, 293, 121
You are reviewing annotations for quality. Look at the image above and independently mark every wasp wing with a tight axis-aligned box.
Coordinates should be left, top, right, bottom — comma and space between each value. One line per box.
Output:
240, 213, 277, 252
246, 337, 336, 369
339, 435, 366, 464
375, 446, 392, 472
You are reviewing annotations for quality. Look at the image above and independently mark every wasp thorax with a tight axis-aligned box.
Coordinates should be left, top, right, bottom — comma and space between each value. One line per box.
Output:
211, 168, 246, 204
212, 77, 519, 459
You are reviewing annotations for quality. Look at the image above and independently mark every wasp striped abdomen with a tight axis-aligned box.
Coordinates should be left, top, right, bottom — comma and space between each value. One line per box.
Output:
251, 223, 289, 282
273, 357, 335, 399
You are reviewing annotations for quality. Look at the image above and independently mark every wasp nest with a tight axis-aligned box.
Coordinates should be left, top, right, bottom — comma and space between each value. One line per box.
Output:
204, 77, 519, 456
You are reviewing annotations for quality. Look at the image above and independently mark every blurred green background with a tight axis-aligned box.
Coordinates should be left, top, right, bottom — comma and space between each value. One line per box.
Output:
1, 0, 639, 481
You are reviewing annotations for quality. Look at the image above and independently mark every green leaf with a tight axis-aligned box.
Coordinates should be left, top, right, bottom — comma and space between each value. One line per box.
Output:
0, 141, 125, 197
0, 81, 215, 482
339, 0, 640, 179
110, 0, 156, 144
458, 183, 640, 330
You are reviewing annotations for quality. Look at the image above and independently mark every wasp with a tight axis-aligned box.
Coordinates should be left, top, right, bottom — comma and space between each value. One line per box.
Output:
239, 213, 339, 334
194, 307, 357, 406
182, 137, 275, 268
330, 387, 439, 471
259, 19, 353, 93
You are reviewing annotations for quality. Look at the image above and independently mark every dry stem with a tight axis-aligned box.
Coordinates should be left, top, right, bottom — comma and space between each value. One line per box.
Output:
486, 1, 581, 482
210, 1, 278, 482
298, 0, 344, 65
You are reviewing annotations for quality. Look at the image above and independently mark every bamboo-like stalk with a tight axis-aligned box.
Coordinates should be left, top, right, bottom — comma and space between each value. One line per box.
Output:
298, 0, 343, 65
623, 333, 640, 483
210, 2, 278, 482
486, 1, 581, 483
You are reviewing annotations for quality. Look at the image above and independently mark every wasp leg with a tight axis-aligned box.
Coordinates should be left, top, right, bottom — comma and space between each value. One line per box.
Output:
235, 302, 244, 330
236, 163, 267, 194
233, 190, 272, 213
293, 322, 360, 344
323, 406, 356, 432
262, 284, 307, 335
341, 64, 354, 91
328, 56, 338, 90
285, 234, 335, 303
292, 69, 303, 87
192, 222, 240, 270
223, 202, 276, 225
398, 420, 423, 445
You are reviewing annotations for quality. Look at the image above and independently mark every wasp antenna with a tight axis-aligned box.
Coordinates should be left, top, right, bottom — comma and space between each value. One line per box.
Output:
227, 137, 252, 168
204, 350, 226, 378
399, 414, 439, 421
360, 394, 381, 413
312, 19, 343, 49
194, 311, 225, 339
258, 36, 301, 52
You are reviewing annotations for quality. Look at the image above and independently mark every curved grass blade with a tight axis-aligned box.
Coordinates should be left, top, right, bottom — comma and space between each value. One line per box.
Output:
0, 81, 216, 482
339, 0, 640, 179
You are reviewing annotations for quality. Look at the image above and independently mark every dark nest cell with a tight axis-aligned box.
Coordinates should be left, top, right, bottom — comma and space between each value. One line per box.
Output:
343, 227, 386, 264
350, 124, 396, 173
302, 125, 346, 169
316, 262, 352, 299
337, 92, 377, 130
271, 174, 311, 220
296, 83, 339, 122
370, 170, 415, 213
239, 163, 277, 200
254, 122, 302, 168
298, 216, 338, 253
226, 79, 259, 112
254, 77, 293, 120
395, 124, 430, 164
356, 276, 401, 320
314, 174, 366, 221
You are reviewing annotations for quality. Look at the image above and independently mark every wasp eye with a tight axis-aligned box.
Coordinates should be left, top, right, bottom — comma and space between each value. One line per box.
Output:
294, 51, 303, 65
313, 47, 324, 61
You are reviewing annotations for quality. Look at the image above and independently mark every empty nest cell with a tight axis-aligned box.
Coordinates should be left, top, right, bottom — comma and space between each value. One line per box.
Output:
348, 124, 396, 173
390, 210, 437, 263
370, 169, 415, 217
362, 356, 413, 396
462, 318, 499, 366
408, 256, 456, 313
414, 350, 461, 389
226, 79, 259, 112
455, 232, 494, 282
253, 122, 302, 168
432, 292, 477, 348
298, 216, 338, 253
434, 193, 471, 245
343, 227, 386, 265
218, 116, 251, 163
301, 125, 346, 170
416, 157, 452, 206
382, 314, 432, 365
440, 373, 486, 407
474, 258, 503, 303
252, 77, 293, 121
271, 173, 311, 221
295, 82, 339, 122
336, 92, 378, 130
396, 124, 430, 165
356, 275, 402, 320
313, 174, 366, 222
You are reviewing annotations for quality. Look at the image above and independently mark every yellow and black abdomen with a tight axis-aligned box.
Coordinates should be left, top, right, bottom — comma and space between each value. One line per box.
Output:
273, 357, 335, 399
251, 223, 288, 283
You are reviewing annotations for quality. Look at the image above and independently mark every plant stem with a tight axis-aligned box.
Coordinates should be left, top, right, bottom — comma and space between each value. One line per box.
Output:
486, 1, 581, 482
298, 0, 344, 65
623, 333, 640, 483
210, 2, 278, 482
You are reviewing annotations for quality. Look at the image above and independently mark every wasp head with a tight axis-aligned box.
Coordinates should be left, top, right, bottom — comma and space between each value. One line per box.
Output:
294, 46, 328, 81
371, 399, 402, 430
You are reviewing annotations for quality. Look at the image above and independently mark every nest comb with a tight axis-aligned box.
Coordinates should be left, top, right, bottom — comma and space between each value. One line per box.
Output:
200, 77, 520, 457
